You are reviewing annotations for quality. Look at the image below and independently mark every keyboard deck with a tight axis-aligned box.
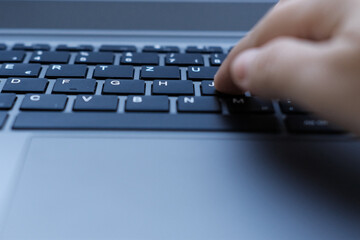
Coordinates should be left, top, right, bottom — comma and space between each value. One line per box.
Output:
0, 43, 344, 134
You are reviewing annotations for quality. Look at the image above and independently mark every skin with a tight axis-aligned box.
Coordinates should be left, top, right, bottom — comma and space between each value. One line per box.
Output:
214, 0, 360, 135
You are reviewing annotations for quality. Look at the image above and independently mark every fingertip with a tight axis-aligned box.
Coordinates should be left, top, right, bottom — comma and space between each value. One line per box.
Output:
230, 49, 259, 90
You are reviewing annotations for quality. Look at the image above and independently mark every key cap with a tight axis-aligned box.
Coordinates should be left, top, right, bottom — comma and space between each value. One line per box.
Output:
187, 67, 218, 80
120, 53, 159, 65
0, 112, 8, 129
13, 113, 279, 132
52, 79, 96, 94
285, 116, 344, 134
279, 100, 309, 114
165, 54, 204, 66
13, 43, 51, 51
75, 52, 114, 65
210, 54, 227, 66
93, 65, 134, 79
99, 45, 137, 53
2, 78, 48, 93
0, 64, 41, 77
73, 95, 118, 111
143, 45, 179, 53
178, 96, 221, 113
227, 97, 274, 114
201, 80, 218, 95
30, 51, 70, 64
141, 66, 180, 80
186, 46, 223, 54
0, 93, 16, 110
20, 94, 67, 111
102, 80, 145, 95
0, 51, 25, 63
0, 44, 7, 50
152, 80, 193, 95
56, 44, 94, 52
46, 65, 88, 78
126, 96, 169, 112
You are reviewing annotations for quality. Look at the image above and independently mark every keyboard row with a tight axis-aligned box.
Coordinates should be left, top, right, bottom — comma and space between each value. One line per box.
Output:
0, 51, 226, 66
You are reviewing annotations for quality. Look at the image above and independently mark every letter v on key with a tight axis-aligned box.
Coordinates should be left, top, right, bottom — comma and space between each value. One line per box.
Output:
82, 96, 93, 102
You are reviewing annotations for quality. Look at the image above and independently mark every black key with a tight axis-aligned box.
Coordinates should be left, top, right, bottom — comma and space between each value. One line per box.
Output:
210, 54, 227, 66
227, 97, 274, 114
102, 80, 145, 95
0, 51, 25, 63
56, 44, 94, 52
201, 80, 218, 95
143, 45, 179, 53
0, 93, 16, 110
165, 54, 203, 66
141, 66, 180, 80
178, 96, 221, 113
0, 64, 41, 77
2, 78, 48, 93
126, 96, 169, 112
30, 51, 70, 64
73, 95, 118, 111
152, 80, 193, 95
13, 43, 50, 51
99, 45, 137, 53
285, 116, 344, 134
186, 46, 223, 54
52, 79, 96, 94
93, 65, 134, 79
0, 112, 8, 129
279, 100, 309, 114
75, 52, 114, 65
120, 53, 159, 65
20, 94, 67, 111
13, 113, 279, 132
187, 67, 218, 80
46, 65, 88, 78
0, 44, 7, 50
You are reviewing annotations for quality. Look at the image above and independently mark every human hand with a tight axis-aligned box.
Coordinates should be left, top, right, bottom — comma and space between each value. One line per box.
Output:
214, 0, 360, 134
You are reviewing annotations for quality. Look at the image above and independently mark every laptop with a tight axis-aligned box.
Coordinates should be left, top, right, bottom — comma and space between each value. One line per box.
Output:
0, 0, 360, 239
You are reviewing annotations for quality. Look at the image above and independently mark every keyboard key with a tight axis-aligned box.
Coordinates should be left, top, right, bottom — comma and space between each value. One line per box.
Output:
187, 67, 218, 80
93, 65, 134, 79
186, 46, 223, 54
73, 95, 118, 111
152, 80, 193, 95
201, 80, 218, 95
0, 93, 16, 110
0, 51, 25, 63
165, 54, 204, 66
2, 78, 48, 93
120, 53, 159, 65
99, 45, 137, 53
210, 54, 227, 66
52, 79, 96, 94
0, 112, 8, 129
143, 45, 179, 53
279, 100, 309, 114
46, 65, 88, 78
30, 51, 70, 64
20, 94, 67, 111
56, 45, 94, 52
0, 64, 41, 77
227, 97, 274, 114
13, 43, 50, 51
75, 52, 114, 65
0, 44, 7, 50
126, 96, 169, 112
140, 66, 180, 80
13, 113, 279, 132
178, 96, 221, 113
285, 116, 344, 134
102, 80, 145, 95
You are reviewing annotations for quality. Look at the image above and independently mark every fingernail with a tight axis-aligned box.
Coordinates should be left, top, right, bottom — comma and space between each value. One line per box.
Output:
232, 49, 259, 87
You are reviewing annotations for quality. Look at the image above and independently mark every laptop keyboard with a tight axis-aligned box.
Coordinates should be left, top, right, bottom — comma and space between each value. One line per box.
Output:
0, 43, 344, 134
